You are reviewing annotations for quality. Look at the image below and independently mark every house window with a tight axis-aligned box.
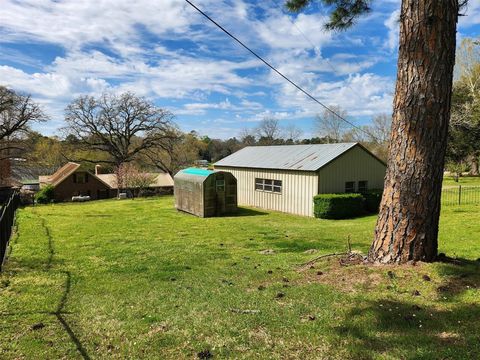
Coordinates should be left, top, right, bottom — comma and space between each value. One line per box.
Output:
358, 181, 368, 193
74, 172, 87, 184
216, 179, 225, 191
255, 178, 282, 194
345, 181, 355, 193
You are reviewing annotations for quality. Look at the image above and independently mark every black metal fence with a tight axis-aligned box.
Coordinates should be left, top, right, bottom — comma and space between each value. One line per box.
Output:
442, 186, 480, 206
0, 191, 20, 271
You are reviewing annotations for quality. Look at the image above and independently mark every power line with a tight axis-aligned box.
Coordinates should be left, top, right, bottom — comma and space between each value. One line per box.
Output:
184, 0, 376, 140
272, 1, 376, 105
268, 1, 381, 142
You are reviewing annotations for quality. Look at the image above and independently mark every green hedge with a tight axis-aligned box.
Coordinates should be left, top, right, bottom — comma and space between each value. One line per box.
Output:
363, 189, 383, 213
313, 193, 365, 219
35, 185, 55, 204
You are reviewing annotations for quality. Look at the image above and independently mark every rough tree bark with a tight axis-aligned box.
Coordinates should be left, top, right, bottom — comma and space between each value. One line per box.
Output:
369, 0, 459, 263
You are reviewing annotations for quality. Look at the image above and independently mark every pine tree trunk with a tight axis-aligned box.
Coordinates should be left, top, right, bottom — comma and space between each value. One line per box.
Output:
369, 0, 459, 263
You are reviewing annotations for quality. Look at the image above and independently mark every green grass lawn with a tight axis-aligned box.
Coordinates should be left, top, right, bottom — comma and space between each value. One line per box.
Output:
1, 197, 479, 359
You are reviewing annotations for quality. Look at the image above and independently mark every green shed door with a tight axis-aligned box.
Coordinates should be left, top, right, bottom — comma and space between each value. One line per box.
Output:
215, 175, 226, 215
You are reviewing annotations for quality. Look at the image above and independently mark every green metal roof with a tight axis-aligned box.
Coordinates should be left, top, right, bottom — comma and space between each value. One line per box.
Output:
181, 168, 214, 177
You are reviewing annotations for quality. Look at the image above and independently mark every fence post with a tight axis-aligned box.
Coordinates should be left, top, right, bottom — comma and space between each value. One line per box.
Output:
0, 191, 20, 271
458, 185, 462, 206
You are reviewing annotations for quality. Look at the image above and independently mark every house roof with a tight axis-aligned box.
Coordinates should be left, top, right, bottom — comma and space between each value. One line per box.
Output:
40, 162, 81, 186
214, 143, 363, 171
40, 162, 174, 190
96, 173, 174, 189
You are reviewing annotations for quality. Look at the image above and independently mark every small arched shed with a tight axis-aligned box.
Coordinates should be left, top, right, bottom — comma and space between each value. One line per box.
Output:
174, 168, 237, 217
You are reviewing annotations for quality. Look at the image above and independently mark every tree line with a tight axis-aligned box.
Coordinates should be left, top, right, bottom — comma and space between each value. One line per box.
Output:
2, 73, 476, 184
0, 88, 393, 182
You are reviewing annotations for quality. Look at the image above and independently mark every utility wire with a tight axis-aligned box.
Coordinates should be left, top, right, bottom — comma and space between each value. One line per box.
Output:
269, 0, 381, 142
184, 0, 376, 140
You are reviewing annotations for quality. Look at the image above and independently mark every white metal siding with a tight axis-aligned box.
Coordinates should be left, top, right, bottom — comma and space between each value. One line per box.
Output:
214, 167, 318, 217
317, 146, 386, 193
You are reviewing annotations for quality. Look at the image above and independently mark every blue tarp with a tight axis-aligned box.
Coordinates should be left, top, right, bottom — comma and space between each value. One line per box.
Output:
181, 168, 214, 177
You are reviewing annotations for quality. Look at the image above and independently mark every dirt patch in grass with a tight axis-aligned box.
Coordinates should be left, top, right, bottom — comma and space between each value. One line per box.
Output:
436, 331, 463, 345
296, 256, 429, 294
296, 254, 480, 300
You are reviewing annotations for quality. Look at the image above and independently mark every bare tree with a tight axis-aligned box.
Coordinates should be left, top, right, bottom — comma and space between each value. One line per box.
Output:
343, 114, 392, 161
143, 129, 205, 175
454, 38, 480, 90
314, 106, 348, 143
256, 117, 281, 145
0, 86, 46, 159
284, 124, 303, 142
239, 128, 256, 146
64, 92, 175, 167
370, 114, 391, 144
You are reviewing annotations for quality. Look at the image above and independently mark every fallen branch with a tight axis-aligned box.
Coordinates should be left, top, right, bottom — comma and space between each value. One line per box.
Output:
230, 308, 260, 314
298, 252, 347, 269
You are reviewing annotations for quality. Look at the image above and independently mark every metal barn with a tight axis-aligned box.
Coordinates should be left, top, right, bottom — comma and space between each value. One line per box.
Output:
174, 168, 237, 217
214, 143, 386, 217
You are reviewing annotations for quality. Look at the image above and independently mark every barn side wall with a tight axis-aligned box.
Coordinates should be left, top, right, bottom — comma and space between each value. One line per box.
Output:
317, 145, 386, 193
174, 176, 205, 217
214, 167, 318, 217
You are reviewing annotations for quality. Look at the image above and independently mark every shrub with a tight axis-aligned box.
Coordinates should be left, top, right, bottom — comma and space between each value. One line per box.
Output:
363, 189, 383, 213
313, 193, 365, 219
35, 185, 55, 204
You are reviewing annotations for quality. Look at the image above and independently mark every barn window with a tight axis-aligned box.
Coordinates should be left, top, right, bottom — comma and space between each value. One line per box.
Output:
358, 181, 368, 193
345, 181, 355, 193
255, 178, 282, 194
273, 180, 282, 193
263, 179, 273, 192
216, 179, 225, 191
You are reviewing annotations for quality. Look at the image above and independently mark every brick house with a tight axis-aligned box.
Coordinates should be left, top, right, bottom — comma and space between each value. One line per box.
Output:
39, 163, 114, 202
39, 162, 174, 202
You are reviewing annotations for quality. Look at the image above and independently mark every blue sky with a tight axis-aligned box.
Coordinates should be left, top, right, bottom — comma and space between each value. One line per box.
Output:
1, 0, 479, 139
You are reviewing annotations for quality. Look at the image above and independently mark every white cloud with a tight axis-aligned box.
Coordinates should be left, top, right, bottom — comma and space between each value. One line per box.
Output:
0, 0, 403, 137
0, 0, 192, 51
384, 9, 400, 52
459, 2, 480, 28
178, 98, 264, 115
256, 12, 332, 52
273, 72, 394, 119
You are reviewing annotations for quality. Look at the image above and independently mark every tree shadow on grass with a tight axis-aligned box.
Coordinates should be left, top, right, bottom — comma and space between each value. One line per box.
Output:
54, 271, 91, 360
334, 298, 480, 359
40, 217, 54, 271
223, 207, 269, 217
16, 212, 92, 359
434, 256, 480, 298
331, 257, 480, 359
